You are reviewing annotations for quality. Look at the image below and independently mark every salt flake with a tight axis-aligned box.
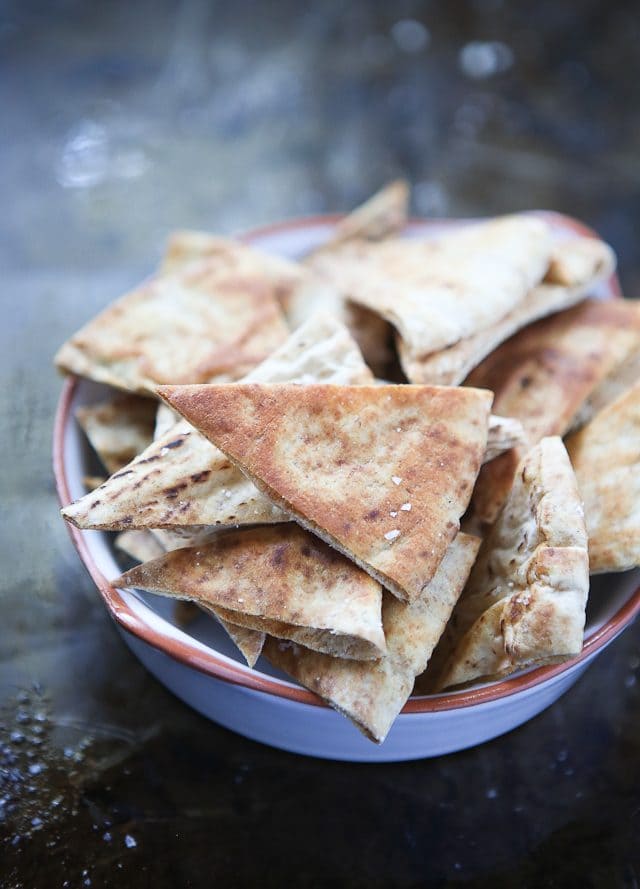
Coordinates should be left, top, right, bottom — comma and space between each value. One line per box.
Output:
392, 476, 402, 485
385, 529, 401, 541
401, 503, 412, 511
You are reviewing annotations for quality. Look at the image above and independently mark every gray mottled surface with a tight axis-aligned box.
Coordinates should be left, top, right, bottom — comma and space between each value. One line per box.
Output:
2, 1, 640, 886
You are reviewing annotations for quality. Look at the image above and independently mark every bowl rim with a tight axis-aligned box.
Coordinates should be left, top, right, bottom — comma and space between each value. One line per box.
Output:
53, 210, 639, 714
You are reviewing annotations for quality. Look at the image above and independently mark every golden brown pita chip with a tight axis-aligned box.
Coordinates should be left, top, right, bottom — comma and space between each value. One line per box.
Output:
308, 215, 552, 357
158, 382, 492, 602
55, 262, 289, 394
400, 237, 616, 386
468, 298, 640, 526
76, 395, 157, 474
264, 533, 480, 742
113, 525, 386, 661
61, 314, 372, 533
430, 438, 589, 690
566, 380, 640, 573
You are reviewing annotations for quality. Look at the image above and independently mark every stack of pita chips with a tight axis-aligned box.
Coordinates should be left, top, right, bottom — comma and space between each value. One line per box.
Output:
57, 182, 640, 743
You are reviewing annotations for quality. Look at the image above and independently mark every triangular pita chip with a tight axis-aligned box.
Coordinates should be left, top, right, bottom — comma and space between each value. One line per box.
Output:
283, 181, 407, 377
76, 395, 157, 474
430, 438, 589, 690
566, 380, 640, 574
113, 525, 386, 661
158, 383, 492, 602
315, 180, 409, 252
55, 261, 289, 394
61, 314, 373, 532
114, 528, 263, 664
264, 532, 480, 743
400, 236, 616, 385
308, 214, 552, 357
468, 298, 640, 526
159, 232, 304, 307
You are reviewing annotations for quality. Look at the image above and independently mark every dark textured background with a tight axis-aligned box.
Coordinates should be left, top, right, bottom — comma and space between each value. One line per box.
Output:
2, 1, 640, 886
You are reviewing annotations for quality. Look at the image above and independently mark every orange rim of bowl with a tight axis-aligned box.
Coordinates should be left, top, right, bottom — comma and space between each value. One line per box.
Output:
53, 211, 637, 713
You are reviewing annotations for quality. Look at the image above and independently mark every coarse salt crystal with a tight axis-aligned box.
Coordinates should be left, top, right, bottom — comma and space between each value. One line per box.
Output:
385, 529, 401, 541
392, 476, 402, 485
401, 503, 412, 511
390, 511, 398, 517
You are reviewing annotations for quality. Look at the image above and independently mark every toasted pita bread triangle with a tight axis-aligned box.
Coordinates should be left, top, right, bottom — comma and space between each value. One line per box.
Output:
400, 236, 616, 385
429, 438, 589, 690
315, 180, 409, 253
308, 215, 552, 357
76, 395, 157, 475
113, 525, 386, 661
566, 380, 640, 573
264, 533, 480, 742
158, 382, 492, 601
61, 314, 373, 532
55, 260, 290, 394
468, 298, 640, 526
114, 528, 264, 664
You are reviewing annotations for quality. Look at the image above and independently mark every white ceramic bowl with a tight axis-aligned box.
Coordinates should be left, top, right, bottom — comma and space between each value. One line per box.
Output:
53, 213, 640, 762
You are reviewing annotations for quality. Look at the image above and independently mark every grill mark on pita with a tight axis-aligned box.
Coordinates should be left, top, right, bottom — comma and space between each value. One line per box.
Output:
163, 482, 189, 498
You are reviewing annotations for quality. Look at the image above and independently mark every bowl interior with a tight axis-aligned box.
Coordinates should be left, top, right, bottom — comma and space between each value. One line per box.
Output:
57, 213, 638, 708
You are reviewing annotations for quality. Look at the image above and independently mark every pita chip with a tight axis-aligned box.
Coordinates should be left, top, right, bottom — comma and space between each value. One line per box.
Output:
566, 380, 640, 574
315, 180, 409, 252
113, 528, 261, 660
61, 314, 373, 532
55, 261, 289, 394
113, 525, 386, 661
159, 231, 304, 307
400, 236, 616, 386
158, 382, 492, 602
308, 214, 552, 357
468, 298, 640, 526
76, 394, 157, 474
264, 533, 480, 743
430, 438, 589, 690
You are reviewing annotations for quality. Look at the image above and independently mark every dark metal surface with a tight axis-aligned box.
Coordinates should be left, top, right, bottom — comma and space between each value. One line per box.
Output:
2, 1, 640, 886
